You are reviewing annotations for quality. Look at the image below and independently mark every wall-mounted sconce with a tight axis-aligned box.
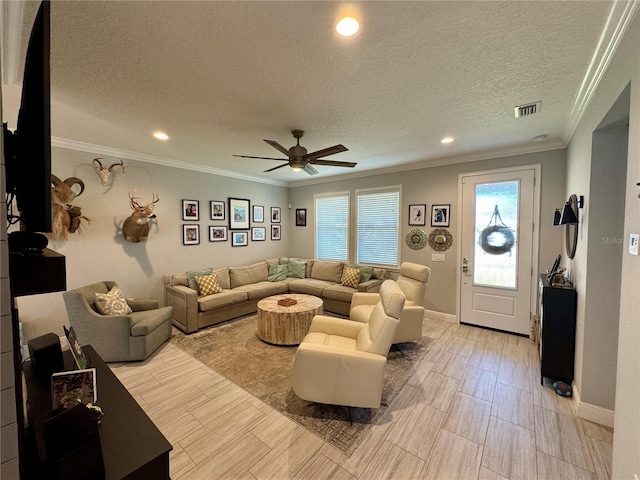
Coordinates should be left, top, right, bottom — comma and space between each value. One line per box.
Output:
552, 194, 584, 258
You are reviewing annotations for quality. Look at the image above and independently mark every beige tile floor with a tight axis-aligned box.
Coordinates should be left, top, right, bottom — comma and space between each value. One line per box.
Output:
110, 316, 613, 480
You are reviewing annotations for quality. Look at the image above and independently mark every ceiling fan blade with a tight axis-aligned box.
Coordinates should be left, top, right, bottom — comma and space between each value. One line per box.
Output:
263, 163, 289, 173
309, 159, 357, 168
264, 139, 291, 157
233, 154, 288, 161
303, 164, 319, 175
304, 144, 348, 160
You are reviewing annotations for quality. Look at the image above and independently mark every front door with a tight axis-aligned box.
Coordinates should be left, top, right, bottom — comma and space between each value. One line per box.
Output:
459, 167, 536, 335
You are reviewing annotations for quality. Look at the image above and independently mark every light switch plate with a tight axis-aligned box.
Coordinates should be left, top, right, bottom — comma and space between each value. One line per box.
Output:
432, 253, 445, 262
630, 234, 639, 255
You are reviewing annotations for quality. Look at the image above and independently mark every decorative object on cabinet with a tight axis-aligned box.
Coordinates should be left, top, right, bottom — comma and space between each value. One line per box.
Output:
123, 192, 159, 242
51, 175, 90, 240
431, 204, 450, 227
232, 231, 248, 246
252, 205, 264, 223
183, 224, 199, 245
406, 229, 427, 250
92, 158, 124, 186
209, 226, 227, 242
182, 199, 199, 221
428, 228, 452, 251
408, 204, 426, 226
296, 208, 306, 226
210, 200, 225, 220
229, 197, 250, 229
271, 206, 281, 223
252, 227, 266, 241
271, 224, 281, 240
538, 274, 577, 385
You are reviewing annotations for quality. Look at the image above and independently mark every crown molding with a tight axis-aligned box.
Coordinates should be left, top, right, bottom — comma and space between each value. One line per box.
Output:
51, 137, 288, 187
564, 0, 640, 143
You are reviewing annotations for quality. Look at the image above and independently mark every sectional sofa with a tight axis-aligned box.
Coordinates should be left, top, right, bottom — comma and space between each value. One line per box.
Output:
164, 258, 388, 334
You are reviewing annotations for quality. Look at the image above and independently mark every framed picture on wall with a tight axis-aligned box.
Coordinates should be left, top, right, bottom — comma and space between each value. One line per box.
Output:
229, 197, 250, 230
231, 231, 248, 247
183, 224, 200, 245
431, 204, 450, 227
210, 200, 225, 221
408, 204, 426, 226
251, 227, 266, 241
209, 226, 227, 242
271, 224, 281, 240
182, 199, 199, 221
252, 205, 264, 223
270, 207, 281, 223
295, 208, 307, 226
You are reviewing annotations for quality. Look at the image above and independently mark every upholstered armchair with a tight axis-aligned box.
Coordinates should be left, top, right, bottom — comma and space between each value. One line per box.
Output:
62, 281, 173, 362
350, 262, 430, 343
291, 280, 405, 409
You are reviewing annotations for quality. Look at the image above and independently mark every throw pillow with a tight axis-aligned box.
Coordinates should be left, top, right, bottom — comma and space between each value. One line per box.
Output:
186, 268, 212, 293
288, 259, 306, 279
341, 266, 362, 289
355, 264, 374, 283
95, 286, 133, 315
268, 264, 289, 282
195, 274, 223, 296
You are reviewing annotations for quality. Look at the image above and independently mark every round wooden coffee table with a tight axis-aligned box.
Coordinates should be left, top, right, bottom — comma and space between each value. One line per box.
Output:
256, 294, 323, 345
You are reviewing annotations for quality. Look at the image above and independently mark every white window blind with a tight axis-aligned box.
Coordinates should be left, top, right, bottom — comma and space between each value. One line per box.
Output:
315, 193, 349, 261
357, 188, 400, 267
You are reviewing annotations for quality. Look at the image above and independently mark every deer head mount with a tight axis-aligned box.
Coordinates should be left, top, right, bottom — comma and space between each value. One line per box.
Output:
50, 174, 90, 241
123, 191, 159, 242
93, 158, 124, 186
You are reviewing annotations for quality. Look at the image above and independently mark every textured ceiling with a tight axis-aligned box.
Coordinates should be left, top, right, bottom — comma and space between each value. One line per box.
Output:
1, 1, 629, 186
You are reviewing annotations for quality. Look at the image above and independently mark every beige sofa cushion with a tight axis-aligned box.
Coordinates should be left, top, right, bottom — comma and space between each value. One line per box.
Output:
230, 261, 268, 288
198, 290, 248, 312
288, 278, 335, 297
233, 281, 288, 300
311, 261, 344, 283
322, 284, 356, 303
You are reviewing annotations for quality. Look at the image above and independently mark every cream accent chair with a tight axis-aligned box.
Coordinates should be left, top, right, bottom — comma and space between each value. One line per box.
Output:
62, 281, 173, 362
350, 262, 430, 344
291, 280, 405, 409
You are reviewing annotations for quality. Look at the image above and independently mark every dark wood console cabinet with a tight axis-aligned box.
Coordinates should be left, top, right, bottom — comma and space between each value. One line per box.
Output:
538, 274, 577, 384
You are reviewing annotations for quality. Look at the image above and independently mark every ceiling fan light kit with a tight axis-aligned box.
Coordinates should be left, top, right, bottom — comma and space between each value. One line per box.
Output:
234, 130, 356, 176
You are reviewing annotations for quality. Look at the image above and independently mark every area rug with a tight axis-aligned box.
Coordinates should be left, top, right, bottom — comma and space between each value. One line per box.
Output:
171, 314, 432, 456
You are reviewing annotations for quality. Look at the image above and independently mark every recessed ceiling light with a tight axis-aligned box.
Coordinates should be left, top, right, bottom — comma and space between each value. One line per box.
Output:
153, 131, 169, 141
336, 17, 360, 37
441, 136, 454, 144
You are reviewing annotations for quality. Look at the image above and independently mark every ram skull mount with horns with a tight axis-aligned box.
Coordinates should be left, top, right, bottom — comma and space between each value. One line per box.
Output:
51, 175, 90, 241
123, 192, 159, 242
93, 158, 124, 186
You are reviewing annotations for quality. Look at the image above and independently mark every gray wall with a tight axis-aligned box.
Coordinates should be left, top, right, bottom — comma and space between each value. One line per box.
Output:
290, 149, 567, 315
565, 11, 639, 478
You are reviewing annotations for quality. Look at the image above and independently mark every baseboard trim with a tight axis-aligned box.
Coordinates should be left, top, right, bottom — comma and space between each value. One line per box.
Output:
572, 382, 615, 428
425, 310, 457, 324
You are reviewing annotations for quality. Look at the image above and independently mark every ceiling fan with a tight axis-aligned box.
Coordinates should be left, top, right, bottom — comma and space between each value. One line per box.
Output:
233, 130, 356, 175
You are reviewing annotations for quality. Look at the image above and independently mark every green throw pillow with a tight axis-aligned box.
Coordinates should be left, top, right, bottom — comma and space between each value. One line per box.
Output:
268, 264, 289, 282
288, 259, 306, 279
355, 264, 374, 283
278, 257, 290, 265
186, 268, 212, 293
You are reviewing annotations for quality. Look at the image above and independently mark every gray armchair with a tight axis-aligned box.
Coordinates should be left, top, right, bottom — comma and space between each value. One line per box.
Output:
62, 281, 173, 362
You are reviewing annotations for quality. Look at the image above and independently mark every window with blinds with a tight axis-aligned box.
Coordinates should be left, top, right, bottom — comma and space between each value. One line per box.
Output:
315, 192, 349, 261
356, 187, 400, 267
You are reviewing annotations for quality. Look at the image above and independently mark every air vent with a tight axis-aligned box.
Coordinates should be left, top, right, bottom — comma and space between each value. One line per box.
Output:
514, 101, 541, 118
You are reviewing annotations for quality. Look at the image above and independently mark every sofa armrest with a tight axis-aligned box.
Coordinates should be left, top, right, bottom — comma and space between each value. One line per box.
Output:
127, 298, 159, 312
358, 278, 383, 292
164, 284, 198, 333
308, 315, 364, 338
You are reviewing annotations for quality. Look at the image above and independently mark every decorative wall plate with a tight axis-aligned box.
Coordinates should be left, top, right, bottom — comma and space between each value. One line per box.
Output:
428, 228, 453, 251
406, 229, 427, 250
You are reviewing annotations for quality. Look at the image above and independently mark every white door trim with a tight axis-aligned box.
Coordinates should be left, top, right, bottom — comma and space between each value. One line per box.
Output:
455, 164, 541, 329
